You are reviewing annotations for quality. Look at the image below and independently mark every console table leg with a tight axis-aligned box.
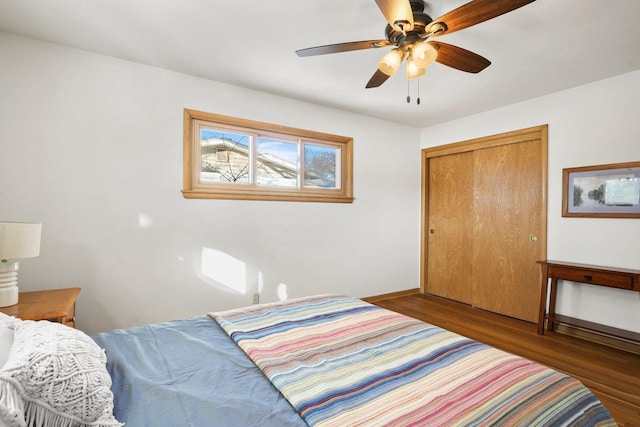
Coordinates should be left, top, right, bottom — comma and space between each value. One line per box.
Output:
537, 264, 549, 335
547, 278, 558, 332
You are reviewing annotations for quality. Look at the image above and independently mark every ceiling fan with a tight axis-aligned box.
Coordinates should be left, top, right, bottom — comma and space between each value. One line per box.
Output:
296, 0, 536, 89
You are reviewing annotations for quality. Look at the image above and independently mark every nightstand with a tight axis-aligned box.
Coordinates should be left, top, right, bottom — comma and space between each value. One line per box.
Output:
0, 287, 81, 328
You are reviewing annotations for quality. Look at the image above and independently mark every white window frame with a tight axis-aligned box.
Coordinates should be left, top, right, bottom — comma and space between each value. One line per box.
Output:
182, 109, 354, 203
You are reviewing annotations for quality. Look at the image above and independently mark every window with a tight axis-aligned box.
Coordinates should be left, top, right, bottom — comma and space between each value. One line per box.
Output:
183, 109, 353, 203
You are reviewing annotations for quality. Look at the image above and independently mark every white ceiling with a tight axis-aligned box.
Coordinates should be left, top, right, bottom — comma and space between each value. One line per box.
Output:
1, 0, 639, 128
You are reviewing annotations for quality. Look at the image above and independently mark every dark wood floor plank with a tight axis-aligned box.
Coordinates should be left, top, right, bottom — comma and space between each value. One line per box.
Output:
365, 292, 640, 427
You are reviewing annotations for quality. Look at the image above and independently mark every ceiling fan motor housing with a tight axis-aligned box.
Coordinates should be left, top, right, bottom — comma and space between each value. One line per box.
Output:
385, 1, 433, 45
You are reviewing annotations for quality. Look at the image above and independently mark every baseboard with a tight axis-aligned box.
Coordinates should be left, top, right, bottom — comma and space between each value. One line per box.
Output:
362, 288, 419, 303
554, 323, 640, 355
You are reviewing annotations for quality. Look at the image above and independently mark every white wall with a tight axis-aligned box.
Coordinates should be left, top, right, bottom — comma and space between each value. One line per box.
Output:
0, 32, 421, 334
4, 29, 637, 336
420, 70, 640, 333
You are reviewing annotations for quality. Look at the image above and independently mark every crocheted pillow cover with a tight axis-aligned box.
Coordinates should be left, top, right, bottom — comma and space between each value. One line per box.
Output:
0, 312, 16, 369
0, 313, 21, 427
0, 320, 122, 427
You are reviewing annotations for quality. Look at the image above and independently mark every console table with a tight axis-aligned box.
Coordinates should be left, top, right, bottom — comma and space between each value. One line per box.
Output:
537, 260, 640, 339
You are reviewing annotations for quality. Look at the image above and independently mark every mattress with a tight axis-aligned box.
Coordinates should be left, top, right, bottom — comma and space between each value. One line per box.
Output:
92, 296, 616, 427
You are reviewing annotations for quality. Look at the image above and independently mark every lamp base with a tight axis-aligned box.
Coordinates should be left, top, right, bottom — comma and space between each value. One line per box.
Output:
0, 285, 18, 307
0, 261, 19, 307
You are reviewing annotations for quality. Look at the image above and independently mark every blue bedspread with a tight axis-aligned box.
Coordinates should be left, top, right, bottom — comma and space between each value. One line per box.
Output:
91, 316, 306, 427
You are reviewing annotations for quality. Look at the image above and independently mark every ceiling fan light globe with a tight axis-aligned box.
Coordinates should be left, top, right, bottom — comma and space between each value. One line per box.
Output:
412, 42, 438, 68
405, 59, 425, 80
378, 49, 403, 76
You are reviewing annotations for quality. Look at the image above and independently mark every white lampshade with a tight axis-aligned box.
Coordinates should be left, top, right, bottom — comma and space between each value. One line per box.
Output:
0, 222, 42, 307
0, 222, 42, 261
378, 49, 403, 76
405, 59, 426, 80
412, 42, 438, 68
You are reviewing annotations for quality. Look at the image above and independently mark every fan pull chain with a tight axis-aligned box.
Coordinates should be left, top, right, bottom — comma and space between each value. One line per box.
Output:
406, 80, 422, 105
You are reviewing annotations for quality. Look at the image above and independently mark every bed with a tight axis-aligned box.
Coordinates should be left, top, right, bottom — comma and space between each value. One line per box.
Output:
1, 294, 616, 426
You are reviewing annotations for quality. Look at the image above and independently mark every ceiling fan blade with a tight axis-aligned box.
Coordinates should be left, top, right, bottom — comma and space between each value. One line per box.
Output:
429, 42, 491, 73
296, 40, 391, 57
375, 0, 414, 33
427, 0, 536, 36
366, 69, 391, 89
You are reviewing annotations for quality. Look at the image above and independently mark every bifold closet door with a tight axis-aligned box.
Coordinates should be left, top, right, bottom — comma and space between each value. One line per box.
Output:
426, 152, 474, 304
471, 140, 543, 323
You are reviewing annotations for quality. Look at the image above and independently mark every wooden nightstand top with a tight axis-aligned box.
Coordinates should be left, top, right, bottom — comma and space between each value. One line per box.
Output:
0, 287, 81, 322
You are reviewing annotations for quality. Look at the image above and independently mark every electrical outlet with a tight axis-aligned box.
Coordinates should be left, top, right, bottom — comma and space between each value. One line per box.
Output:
252, 293, 260, 304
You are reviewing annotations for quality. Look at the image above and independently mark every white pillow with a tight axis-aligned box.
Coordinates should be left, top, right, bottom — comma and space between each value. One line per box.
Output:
0, 313, 16, 369
0, 320, 122, 427
0, 314, 22, 427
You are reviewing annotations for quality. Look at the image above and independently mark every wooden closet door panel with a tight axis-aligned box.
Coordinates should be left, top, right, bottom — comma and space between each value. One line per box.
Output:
472, 140, 543, 322
427, 152, 474, 304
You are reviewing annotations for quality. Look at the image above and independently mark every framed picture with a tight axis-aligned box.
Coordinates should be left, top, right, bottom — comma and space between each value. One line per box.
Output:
562, 161, 640, 218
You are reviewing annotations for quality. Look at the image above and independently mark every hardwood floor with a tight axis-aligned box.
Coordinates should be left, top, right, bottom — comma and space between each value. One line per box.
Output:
364, 292, 640, 427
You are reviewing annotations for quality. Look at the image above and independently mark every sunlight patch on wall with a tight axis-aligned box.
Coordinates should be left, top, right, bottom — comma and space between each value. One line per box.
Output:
257, 271, 264, 294
201, 247, 247, 294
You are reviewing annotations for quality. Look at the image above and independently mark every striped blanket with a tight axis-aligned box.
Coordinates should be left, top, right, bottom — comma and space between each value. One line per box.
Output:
210, 295, 615, 426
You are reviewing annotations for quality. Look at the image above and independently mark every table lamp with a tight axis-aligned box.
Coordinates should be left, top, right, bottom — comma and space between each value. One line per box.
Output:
0, 222, 42, 307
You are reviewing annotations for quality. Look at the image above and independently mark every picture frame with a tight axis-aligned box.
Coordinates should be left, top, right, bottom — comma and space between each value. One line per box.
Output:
562, 161, 640, 218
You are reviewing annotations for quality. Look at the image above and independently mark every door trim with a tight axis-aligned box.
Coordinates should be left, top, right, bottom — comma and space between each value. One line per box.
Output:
420, 125, 548, 294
